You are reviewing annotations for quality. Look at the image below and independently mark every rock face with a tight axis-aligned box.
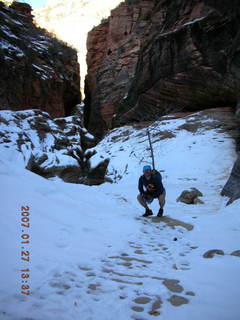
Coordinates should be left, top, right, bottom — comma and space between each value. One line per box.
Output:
85, 0, 240, 137
221, 154, 240, 205
0, 109, 109, 185
0, 1, 81, 117
85, 0, 155, 137
33, 0, 123, 89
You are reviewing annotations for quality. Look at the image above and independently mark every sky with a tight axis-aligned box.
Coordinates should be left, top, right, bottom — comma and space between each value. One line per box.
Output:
25, 0, 48, 9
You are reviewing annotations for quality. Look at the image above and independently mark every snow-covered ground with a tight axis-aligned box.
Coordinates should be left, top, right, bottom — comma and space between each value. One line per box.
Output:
1, 110, 240, 320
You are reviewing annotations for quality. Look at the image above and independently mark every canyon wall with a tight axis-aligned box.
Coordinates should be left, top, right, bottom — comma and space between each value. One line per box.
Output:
85, 0, 240, 137
0, 1, 81, 117
33, 0, 123, 90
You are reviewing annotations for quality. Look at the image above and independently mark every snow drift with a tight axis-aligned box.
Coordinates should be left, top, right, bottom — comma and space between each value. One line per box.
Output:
0, 107, 240, 320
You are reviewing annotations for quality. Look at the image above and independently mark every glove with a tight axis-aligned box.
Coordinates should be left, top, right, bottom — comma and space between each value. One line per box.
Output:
147, 184, 155, 192
142, 192, 152, 199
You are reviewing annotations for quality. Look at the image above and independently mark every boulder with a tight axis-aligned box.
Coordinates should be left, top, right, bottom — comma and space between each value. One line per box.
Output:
221, 154, 240, 205
177, 188, 204, 204
87, 158, 110, 185
203, 249, 224, 258
230, 250, 240, 257
60, 166, 82, 184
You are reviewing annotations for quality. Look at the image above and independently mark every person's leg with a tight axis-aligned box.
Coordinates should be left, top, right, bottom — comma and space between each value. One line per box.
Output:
137, 194, 153, 216
157, 191, 166, 216
158, 191, 166, 209
137, 194, 148, 209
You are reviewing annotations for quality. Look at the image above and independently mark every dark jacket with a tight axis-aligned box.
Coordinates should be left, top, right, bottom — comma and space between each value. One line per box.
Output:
138, 171, 165, 198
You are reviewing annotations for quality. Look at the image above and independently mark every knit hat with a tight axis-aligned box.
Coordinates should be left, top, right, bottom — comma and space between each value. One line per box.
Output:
143, 165, 152, 172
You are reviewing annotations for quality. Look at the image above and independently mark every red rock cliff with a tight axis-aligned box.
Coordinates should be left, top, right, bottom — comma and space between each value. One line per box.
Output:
0, 1, 81, 117
85, 0, 155, 136
85, 0, 240, 137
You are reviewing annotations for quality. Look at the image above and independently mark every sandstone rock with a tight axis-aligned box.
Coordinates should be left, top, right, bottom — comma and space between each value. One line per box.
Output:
115, 0, 240, 127
87, 158, 110, 186
133, 297, 151, 304
60, 166, 82, 184
177, 188, 204, 205
34, 0, 123, 90
26, 153, 70, 179
168, 295, 189, 306
0, 2, 81, 117
203, 249, 224, 258
162, 279, 183, 293
26, 153, 52, 178
221, 154, 240, 205
230, 250, 240, 257
85, 0, 240, 137
10, 1, 33, 18
131, 306, 144, 312
85, 0, 155, 137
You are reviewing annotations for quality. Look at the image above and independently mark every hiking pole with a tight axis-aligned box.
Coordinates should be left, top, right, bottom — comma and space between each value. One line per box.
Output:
147, 128, 155, 170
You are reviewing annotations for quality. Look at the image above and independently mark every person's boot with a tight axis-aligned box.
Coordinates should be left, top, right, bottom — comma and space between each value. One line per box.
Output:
157, 208, 164, 217
142, 208, 153, 217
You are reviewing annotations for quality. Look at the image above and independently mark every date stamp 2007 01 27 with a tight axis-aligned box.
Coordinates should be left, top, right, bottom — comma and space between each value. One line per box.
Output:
20, 206, 30, 295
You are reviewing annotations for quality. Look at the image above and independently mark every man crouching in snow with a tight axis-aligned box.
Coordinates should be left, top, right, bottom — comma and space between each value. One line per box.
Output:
137, 165, 166, 217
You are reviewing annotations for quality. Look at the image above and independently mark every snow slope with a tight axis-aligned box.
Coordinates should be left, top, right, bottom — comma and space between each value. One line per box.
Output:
0, 110, 240, 320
